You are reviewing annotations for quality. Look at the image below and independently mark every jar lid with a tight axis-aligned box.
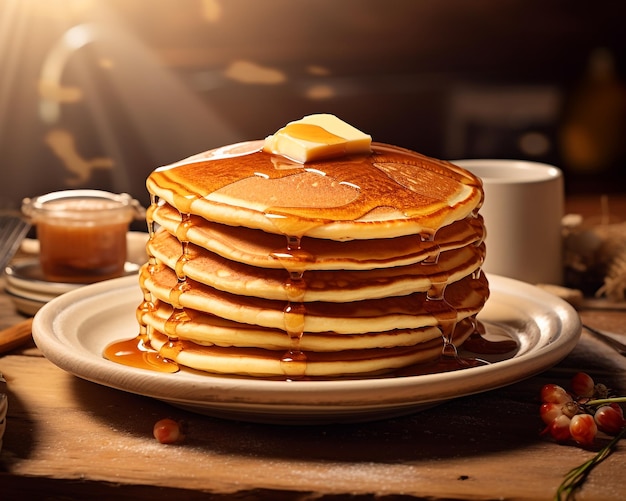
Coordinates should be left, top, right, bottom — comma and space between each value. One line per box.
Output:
22, 190, 145, 223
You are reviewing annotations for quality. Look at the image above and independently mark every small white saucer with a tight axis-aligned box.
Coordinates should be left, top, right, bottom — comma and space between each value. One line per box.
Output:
5, 259, 87, 296
4, 232, 147, 315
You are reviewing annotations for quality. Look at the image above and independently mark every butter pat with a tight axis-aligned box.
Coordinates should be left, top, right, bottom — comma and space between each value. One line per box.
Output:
264, 114, 372, 163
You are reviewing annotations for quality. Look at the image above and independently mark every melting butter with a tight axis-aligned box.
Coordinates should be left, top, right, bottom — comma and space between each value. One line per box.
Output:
263, 114, 372, 163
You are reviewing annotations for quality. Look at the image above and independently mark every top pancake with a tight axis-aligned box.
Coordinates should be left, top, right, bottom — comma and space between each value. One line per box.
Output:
147, 141, 483, 240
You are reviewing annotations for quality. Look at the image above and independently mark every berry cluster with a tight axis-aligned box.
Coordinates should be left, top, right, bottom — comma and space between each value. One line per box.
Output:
540, 372, 626, 446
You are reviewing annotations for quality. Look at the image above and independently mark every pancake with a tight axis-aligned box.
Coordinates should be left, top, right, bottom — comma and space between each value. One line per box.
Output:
108, 114, 490, 379
140, 265, 488, 334
147, 141, 482, 240
145, 318, 476, 378
152, 201, 485, 271
141, 302, 444, 351
147, 228, 485, 302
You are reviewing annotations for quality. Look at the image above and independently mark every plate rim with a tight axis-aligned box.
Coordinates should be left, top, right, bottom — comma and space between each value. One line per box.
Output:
31, 274, 581, 418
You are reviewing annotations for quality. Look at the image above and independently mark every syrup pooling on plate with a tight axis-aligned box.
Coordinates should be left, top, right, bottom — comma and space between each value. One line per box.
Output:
105, 115, 508, 378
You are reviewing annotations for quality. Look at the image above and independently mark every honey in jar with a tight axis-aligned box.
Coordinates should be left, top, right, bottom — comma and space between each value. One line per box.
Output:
22, 190, 143, 283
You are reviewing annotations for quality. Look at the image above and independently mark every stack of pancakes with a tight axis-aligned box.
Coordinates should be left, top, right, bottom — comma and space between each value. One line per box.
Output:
137, 138, 488, 378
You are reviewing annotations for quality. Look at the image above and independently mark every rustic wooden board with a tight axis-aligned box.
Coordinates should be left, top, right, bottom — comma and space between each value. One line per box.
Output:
1, 311, 625, 500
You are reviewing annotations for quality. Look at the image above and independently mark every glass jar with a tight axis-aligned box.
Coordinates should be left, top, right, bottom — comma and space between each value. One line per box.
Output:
22, 190, 144, 283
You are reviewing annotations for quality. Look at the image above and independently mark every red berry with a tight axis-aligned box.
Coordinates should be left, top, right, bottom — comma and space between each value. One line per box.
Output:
548, 414, 572, 442
569, 414, 597, 446
540, 402, 564, 425
153, 418, 184, 444
571, 372, 595, 398
541, 383, 573, 404
609, 403, 624, 418
594, 405, 626, 435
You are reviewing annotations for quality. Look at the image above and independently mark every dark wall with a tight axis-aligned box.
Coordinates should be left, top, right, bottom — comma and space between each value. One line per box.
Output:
1, 0, 625, 212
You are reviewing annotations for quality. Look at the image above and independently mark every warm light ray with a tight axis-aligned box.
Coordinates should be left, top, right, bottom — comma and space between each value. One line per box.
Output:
39, 23, 98, 123
0, 0, 29, 141
2, 0, 243, 202
54, 3, 242, 163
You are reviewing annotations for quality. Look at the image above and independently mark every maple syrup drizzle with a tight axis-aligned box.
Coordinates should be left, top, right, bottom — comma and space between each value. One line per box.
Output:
418, 227, 493, 368
417, 230, 458, 363
103, 193, 182, 373
159, 208, 197, 362
275, 235, 309, 378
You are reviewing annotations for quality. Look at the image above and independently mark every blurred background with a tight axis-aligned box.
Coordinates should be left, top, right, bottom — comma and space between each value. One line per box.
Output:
1, 0, 625, 214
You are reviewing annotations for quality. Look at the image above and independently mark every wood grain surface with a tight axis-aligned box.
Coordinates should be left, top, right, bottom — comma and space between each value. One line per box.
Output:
1, 284, 625, 500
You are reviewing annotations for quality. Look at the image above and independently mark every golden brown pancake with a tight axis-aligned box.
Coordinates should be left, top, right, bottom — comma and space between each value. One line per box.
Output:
145, 318, 477, 377
147, 228, 485, 302
140, 265, 488, 335
147, 141, 483, 240
141, 302, 443, 351
152, 201, 485, 271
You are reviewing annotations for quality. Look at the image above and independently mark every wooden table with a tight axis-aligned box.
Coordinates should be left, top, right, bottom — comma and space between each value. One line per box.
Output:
2, 192, 626, 500
1, 282, 626, 500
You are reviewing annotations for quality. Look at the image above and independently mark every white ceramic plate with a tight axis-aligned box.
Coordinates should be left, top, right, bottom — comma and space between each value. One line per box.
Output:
32, 274, 581, 424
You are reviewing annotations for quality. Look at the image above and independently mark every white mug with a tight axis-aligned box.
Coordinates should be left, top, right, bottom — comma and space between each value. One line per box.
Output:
452, 159, 564, 285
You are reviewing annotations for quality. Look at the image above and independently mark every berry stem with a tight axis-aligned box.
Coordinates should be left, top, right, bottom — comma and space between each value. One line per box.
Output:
555, 426, 626, 501
586, 396, 626, 407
